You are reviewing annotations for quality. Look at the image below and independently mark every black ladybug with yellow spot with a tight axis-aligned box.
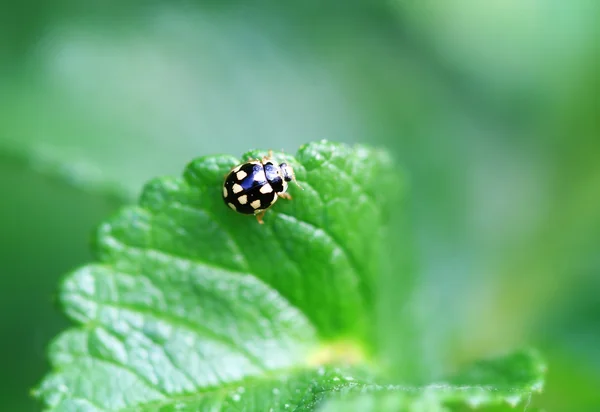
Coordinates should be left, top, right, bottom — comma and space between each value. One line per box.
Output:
222, 151, 301, 224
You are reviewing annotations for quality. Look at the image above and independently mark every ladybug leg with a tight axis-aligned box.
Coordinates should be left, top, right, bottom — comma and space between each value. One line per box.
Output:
255, 210, 266, 224
262, 150, 273, 162
278, 192, 292, 200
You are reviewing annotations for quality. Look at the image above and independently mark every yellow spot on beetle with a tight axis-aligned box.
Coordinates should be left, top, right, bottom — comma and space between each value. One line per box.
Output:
260, 184, 273, 194
223, 186, 228, 197
228, 203, 237, 211
232, 183, 243, 194
238, 195, 248, 205
250, 199, 261, 209
236, 170, 247, 180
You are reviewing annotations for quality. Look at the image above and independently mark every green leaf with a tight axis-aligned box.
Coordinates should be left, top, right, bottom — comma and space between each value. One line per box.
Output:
34, 141, 546, 411
319, 350, 547, 411
34, 140, 398, 411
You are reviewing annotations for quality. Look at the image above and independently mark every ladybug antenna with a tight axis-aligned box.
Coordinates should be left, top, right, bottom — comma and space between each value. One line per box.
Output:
292, 173, 303, 190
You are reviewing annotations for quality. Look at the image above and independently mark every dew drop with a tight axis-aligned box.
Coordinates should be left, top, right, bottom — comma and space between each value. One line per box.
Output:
231, 394, 241, 402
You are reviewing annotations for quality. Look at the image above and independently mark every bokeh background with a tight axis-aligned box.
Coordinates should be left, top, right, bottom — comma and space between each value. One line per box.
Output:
1, 1, 598, 410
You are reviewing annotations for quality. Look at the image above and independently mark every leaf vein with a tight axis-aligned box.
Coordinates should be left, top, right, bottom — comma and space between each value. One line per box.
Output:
274, 212, 366, 308
77, 348, 169, 398
170, 201, 251, 272
82, 294, 267, 372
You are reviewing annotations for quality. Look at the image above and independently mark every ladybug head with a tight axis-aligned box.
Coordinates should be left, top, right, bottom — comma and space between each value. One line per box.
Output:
279, 163, 294, 182
279, 163, 302, 189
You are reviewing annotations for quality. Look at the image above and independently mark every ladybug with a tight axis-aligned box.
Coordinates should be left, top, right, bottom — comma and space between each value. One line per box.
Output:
223, 150, 301, 224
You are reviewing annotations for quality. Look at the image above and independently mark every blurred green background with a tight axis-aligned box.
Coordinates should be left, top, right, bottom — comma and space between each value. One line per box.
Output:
1, 1, 598, 410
